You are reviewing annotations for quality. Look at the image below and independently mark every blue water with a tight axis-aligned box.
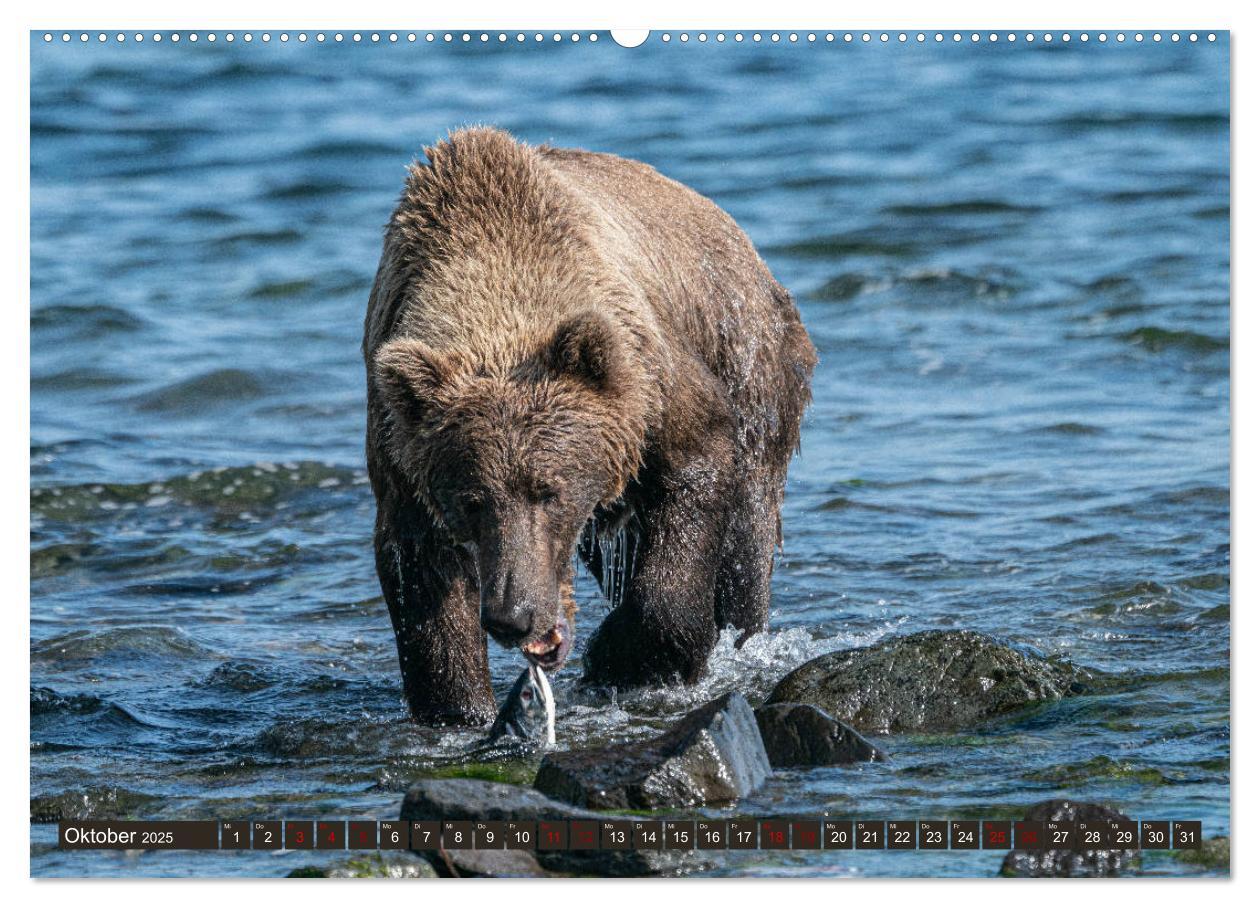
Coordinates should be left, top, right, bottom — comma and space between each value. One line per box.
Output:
30, 32, 1229, 877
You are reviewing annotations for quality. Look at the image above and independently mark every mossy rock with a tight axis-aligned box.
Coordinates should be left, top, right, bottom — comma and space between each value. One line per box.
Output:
1175, 836, 1229, 871
768, 630, 1094, 734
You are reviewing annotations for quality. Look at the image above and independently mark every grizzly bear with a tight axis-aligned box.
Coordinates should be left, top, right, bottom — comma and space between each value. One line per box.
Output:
364, 127, 815, 726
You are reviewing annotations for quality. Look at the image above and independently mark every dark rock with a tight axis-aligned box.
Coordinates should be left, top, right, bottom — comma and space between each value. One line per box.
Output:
1000, 801, 1139, 877
767, 630, 1093, 734
534, 692, 770, 810
754, 703, 887, 767
400, 777, 694, 877
423, 848, 550, 879
286, 853, 439, 878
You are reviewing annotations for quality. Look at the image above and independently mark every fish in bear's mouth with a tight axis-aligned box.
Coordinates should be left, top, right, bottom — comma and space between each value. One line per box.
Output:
521, 618, 573, 671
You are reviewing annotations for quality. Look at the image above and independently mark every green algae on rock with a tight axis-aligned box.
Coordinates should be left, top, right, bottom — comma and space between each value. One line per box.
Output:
767, 630, 1094, 734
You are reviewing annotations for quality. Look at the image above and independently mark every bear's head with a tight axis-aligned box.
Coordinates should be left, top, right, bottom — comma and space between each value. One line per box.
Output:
373, 310, 645, 671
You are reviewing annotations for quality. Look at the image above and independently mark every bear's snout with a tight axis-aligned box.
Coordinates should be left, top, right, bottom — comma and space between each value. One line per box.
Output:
477, 527, 559, 651
481, 570, 535, 645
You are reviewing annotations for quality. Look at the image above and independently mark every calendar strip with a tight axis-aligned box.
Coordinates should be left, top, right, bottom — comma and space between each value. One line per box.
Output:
56, 819, 1203, 851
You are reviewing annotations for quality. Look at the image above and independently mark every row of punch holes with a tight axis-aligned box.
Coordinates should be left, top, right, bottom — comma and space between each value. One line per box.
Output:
43, 31, 1219, 46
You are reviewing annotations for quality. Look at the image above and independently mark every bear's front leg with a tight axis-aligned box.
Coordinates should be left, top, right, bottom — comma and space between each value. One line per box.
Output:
375, 514, 494, 726
582, 414, 737, 688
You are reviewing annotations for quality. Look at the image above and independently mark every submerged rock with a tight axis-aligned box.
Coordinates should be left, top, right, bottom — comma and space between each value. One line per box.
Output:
767, 630, 1092, 734
400, 778, 693, 877
753, 703, 887, 767
533, 692, 770, 810
1000, 800, 1139, 878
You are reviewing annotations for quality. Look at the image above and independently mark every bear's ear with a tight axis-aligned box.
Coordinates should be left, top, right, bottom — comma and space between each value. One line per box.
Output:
546, 312, 622, 391
373, 339, 451, 427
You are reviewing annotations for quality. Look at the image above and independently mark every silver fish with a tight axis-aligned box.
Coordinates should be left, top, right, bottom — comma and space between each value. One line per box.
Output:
482, 663, 555, 747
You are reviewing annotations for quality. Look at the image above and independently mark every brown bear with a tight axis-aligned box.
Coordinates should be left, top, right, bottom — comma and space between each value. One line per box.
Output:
364, 127, 815, 726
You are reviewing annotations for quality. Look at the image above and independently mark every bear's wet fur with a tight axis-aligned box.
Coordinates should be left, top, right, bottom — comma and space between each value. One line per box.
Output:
364, 127, 815, 725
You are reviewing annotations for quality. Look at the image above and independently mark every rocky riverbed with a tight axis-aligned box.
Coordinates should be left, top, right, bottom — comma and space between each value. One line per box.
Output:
386, 630, 1208, 878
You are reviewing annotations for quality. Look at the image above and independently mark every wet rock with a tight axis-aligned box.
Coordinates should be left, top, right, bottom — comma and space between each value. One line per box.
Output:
400, 778, 693, 877
1175, 835, 1229, 871
1000, 801, 1139, 877
423, 847, 550, 879
30, 787, 162, 822
534, 692, 769, 810
286, 853, 439, 878
767, 630, 1092, 734
753, 703, 887, 767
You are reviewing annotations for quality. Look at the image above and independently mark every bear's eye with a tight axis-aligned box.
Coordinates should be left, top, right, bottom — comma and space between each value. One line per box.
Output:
530, 486, 559, 506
